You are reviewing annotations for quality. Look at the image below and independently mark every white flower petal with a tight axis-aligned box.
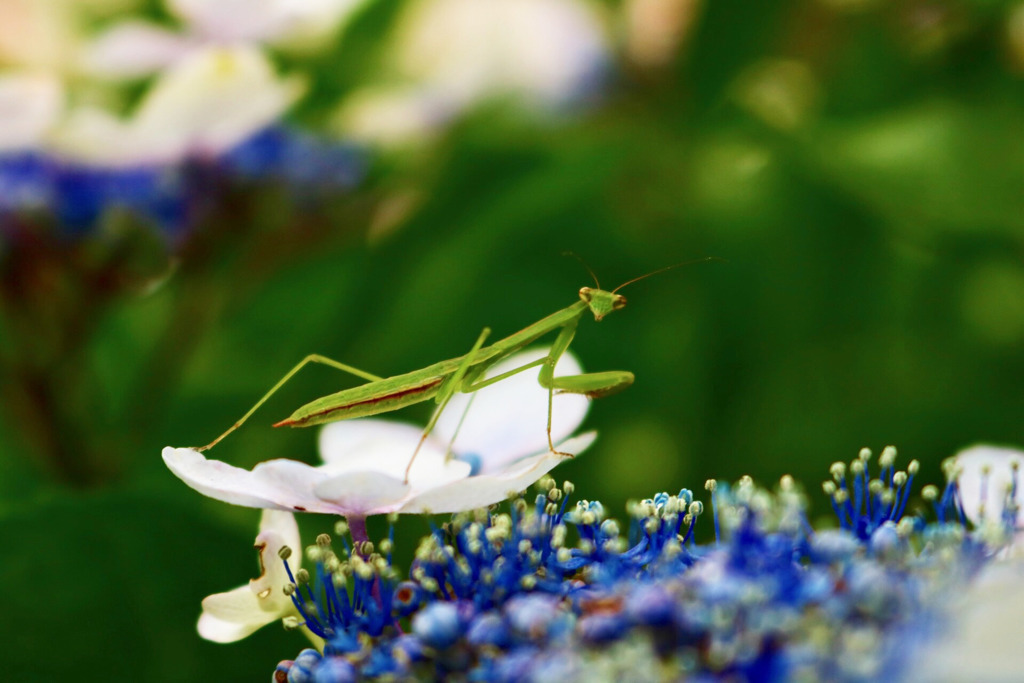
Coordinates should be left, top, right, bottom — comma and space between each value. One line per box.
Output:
162, 447, 329, 513
954, 444, 1024, 528
917, 558, 1024, 681
318, 418, 471, 487
0, 74, 63, 152
171, 0, 360, 44
395, 0, 607, 108
131, 45, 304, 162
170, 0, 290, 42
313, 470, 412, 515
265, 0, 368, 48
248, 530, 298, 613
198, 604, 269, 643
258, 509, 301, 573
81, 21, 196, 79
318, 419, 434, 470
400, 431, 596, 513
49, 107, 153, 167
334, 86, 456, 147
434, 348, 589, 474
198, 583, 284, 643
197, 509, 300, 643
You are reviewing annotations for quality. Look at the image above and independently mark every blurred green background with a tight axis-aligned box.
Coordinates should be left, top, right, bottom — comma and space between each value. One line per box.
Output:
3, 0, 1024, 679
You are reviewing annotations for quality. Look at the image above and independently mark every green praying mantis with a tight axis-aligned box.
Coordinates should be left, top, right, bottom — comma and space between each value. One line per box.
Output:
197, 259, 718, 482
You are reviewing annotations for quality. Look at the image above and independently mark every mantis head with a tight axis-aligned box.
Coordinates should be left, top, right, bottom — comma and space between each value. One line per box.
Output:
572, 256, 722, 322
579, 287, 626, 321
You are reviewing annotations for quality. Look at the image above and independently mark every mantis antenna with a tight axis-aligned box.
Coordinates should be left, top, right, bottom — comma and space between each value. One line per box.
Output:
561, 251, 601, 289
612, 256, 725, 293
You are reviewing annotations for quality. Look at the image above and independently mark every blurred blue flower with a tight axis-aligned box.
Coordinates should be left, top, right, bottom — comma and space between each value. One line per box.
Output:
220, 128, 366, 194
0, 126, 366, 240
0, 153, 52, 214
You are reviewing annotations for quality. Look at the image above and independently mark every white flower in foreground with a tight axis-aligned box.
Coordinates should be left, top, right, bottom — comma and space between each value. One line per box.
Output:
51, 45, 302, 166
917, 445, 1024, 680
83, 0, 364, 78
916, 553, 1024, 682
198, 508, 315, 644
164, 348, 596, 517
953, 444, 1023, 531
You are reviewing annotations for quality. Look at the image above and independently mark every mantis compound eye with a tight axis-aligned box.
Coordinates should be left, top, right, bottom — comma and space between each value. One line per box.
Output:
579, 287, 594, 302
612, 295, 627, 309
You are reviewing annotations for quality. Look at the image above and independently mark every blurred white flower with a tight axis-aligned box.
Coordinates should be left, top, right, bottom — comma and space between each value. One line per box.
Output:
915, 445, 1024, 680
335, 0, 609, 146
916, 550, 1024, 681
84, 0, 364, 78
0, 74, 64, 152
337, 86, 457, 150
164, 348, 595, 517
197, 509, 318, 644
51, 46, 303, 166
953, 444, 1023, 533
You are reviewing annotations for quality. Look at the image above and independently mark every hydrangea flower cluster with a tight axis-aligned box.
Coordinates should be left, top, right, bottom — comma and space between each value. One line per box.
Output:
0, 0, 615, 241
263, 447, 1014, 683
0, 0, 366, 241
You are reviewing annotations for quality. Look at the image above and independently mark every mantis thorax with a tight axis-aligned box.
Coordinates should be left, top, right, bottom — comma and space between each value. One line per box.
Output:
579, 287, 626, 321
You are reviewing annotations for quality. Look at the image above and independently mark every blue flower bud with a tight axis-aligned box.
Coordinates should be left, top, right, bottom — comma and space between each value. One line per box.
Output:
625, 584, 676, 626
578, 613, 629, 643
467, 613, 512, 649
312, 657, 357, 683
413, 601, 463, 649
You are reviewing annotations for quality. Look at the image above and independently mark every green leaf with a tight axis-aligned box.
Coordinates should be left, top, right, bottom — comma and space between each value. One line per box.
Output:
1, 491, 304, 681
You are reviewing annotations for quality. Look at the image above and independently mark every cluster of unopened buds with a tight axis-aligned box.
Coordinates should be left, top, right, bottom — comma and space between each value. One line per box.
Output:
253, 446, 1020, 683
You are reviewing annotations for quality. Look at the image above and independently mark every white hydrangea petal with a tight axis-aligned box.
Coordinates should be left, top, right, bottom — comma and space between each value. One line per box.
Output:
434, 348, 589, 474
198, 583, 284, 643
257, 509, 301, 574
955, 444, 1024, 527
197, 509, 300, 644
265, 0, 367, 47
250, 459, 332, 509
170, 0, 290, 42
130, 45, 304, 162
333, 85, 456, 147
319, 419, 434, 470
400, 431, 596, 513
313, 471, 412, 515
248, 532, 298, 614
318, 418, 472, 487
198, 603, 269, 643
499, 0, 608, 105
81, 21, 196, 78
162, 447, 325, 512
394, 0, 607, 107
917, 559, 1024, 681
0, 74, 63, 152
171, 0, 359, 43
48, 107, 154, 166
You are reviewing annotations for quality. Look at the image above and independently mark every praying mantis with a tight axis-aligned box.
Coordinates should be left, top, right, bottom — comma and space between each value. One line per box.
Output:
197, 260, 717, 482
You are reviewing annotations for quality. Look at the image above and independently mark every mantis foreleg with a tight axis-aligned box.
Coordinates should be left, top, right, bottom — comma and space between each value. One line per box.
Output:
538, 321, 634, 456
403, 327, 492, 482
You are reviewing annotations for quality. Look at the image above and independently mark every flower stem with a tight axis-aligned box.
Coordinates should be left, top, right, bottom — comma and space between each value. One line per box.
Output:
347, 515, 369, 545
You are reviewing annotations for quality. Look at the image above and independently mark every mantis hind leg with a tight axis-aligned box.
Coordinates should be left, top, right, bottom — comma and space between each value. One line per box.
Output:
197, 354, 384, 452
